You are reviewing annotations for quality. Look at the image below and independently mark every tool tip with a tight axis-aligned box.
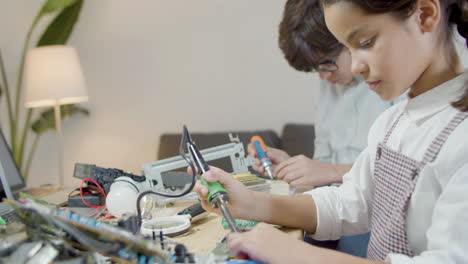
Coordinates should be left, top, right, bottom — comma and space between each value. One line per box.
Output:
265, 167, 274, 180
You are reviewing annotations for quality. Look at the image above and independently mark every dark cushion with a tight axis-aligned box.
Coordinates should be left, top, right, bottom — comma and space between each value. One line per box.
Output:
281, 123, 315, 159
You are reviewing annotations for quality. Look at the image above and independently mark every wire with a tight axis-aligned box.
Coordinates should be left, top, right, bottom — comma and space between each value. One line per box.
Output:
136, 126, 199, 225
80, 178, 106, 208
135, 169, 197, 224
79, 178, 113, 218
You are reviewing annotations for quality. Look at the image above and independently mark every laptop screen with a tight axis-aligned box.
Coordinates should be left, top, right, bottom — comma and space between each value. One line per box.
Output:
0, 128, 26, 199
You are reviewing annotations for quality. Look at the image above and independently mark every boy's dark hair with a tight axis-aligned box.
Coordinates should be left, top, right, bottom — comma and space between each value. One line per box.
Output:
319, 0, 468, 111
278, 0, 343, 72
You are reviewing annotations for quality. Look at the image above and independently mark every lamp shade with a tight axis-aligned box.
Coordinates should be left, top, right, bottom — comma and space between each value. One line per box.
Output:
24, 45, 88, 108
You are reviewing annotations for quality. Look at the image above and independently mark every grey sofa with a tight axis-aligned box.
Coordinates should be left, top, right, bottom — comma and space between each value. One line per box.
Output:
157, 123, 315, 173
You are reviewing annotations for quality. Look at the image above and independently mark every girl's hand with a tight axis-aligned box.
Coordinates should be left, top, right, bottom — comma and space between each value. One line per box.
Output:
247, 144, 290, 177
228, 223, 312, 264
191, 166, 256, 220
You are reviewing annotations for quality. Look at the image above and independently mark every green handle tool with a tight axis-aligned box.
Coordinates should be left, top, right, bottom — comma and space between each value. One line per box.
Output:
184, 125, 239, 232
200, 178, 227, 204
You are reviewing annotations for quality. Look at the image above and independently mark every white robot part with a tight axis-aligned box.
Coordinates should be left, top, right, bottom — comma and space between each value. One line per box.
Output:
105, 176, 148, 218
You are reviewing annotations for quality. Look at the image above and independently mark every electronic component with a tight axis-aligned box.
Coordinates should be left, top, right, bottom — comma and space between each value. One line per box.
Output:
73, 163, 145, 194
4, 198, 172, 263
174, 244, 195, 263
2, 197, 270, 263
0, 203, 19, 225
117, 215, 141, 234
221, 218, 258, 230
67, 194, 104, 207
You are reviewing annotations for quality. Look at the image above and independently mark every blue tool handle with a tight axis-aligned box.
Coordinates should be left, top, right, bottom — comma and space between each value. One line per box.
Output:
251, 135, 274, 179
253, 141, 269, 161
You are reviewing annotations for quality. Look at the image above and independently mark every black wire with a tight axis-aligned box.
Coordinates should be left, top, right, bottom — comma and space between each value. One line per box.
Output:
136, 125, 198, 226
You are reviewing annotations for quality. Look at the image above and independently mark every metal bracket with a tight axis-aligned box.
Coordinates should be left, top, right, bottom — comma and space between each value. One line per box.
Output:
141, 142, 254, 193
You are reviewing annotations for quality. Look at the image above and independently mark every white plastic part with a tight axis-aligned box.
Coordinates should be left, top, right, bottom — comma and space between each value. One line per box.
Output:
140, 215, 191, 237
106, 177, 144, 217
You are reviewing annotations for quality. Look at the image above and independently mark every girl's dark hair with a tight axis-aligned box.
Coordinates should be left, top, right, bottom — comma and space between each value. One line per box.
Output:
320, 0, 468, 111
279, 0, 343, 72
452, 86, 468, 111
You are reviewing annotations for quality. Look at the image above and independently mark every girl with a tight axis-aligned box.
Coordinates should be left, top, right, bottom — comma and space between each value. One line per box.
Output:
194, 0, 468, 263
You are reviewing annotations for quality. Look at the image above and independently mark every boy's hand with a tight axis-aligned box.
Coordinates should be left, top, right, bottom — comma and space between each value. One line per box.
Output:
275, 155, 340, 187
247, 144, 290, 176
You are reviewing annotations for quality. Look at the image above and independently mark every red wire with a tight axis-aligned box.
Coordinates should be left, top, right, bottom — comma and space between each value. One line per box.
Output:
80, 177, 106, 208
100, 214, 114, 219
79, 178, 115, 218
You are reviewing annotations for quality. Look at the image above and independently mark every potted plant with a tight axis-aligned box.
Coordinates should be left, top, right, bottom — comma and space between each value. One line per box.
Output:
0, 0, 89, 180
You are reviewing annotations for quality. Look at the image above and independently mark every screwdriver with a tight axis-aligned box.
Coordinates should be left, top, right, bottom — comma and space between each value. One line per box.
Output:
184, 126, 239, 233
250, 136, 275, 179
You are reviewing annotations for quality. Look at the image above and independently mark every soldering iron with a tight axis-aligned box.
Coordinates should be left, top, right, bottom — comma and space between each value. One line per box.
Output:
183, 125, 239, 233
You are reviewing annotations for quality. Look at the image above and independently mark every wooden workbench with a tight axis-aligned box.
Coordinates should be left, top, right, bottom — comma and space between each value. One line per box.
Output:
159, 181, 303, 255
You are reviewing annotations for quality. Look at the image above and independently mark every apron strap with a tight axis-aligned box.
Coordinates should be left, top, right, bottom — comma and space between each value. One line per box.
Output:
383, 113, 404, 144
422, 111, 468, 165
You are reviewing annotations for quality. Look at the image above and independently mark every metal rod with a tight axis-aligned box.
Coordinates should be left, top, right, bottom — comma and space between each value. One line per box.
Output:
214, 196, 239, 233
54, 103, 64, 187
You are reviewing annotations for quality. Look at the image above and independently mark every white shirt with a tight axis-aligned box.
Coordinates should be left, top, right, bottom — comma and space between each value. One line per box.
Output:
308, 72, 468, 264
313, 79, 395, 164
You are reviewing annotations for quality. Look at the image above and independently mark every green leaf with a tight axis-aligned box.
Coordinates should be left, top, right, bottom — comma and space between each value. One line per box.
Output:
31, 104, 89, 134
38, 0, 78, 17
37, 0, 83, 46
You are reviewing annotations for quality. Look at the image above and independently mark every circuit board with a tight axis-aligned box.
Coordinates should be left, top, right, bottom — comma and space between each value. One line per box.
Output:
0, 198, 262, 264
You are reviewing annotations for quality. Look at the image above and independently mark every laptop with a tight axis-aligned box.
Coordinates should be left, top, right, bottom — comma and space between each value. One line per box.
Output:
0, 127, 74, 223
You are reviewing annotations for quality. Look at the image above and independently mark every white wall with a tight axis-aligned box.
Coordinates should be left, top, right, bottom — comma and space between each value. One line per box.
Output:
1, 0, 316, 187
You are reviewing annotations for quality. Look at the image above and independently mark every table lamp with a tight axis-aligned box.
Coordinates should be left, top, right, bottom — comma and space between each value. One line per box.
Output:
23, 45, 88, 186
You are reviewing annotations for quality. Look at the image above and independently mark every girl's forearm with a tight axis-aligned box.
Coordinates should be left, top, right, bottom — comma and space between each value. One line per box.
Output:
248, 191, 318, 233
